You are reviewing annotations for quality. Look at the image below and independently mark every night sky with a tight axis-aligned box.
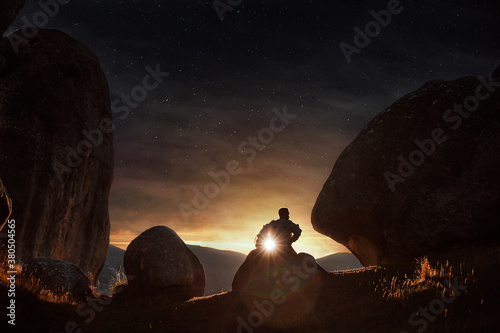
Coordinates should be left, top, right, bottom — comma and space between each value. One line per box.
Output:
6, 0, 499, 257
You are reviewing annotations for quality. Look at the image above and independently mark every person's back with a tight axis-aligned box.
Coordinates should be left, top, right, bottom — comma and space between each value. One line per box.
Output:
255, 208, 302, 250
262, 219, 300, 245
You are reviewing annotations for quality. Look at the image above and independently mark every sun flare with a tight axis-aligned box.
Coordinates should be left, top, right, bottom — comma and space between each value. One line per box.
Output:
264, 238, 276, 251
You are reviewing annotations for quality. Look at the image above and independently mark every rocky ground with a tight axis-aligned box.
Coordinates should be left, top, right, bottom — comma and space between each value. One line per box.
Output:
1, 242, 498, 333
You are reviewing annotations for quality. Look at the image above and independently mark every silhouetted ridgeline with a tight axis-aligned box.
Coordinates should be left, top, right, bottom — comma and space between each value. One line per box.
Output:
97, 245, 361, 296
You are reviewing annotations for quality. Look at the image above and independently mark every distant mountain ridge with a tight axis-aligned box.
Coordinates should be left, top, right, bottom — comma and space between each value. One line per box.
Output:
316, 252, 363, 271
97, 245, 362, 295
187, 245, 246, 295
96, 245, 126, 294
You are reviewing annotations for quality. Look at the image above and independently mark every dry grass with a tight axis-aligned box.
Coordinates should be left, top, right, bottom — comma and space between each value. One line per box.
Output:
109, 268, 130, 295
0, 251, 84, 305
378, 256, 474, 301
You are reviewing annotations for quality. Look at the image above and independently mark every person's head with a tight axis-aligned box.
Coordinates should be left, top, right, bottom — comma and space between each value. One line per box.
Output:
278, 207, 289, 219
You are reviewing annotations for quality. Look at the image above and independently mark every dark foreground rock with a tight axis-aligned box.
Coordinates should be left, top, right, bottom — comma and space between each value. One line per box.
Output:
312, 69, 500, 266
0, 29, 114, 281
21, 258, 93, 302
124, 226, 205, 298
232, 248, 328, 329
3, 243, 498, 333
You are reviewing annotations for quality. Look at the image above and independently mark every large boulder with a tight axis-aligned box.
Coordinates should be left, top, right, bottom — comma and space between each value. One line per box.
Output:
312, 69, 500, 266
232, 248, 327, 329
0, 29, 114, 282
124, 226, 206, 298
0, 0, 25, 36
21, 258, 93, 302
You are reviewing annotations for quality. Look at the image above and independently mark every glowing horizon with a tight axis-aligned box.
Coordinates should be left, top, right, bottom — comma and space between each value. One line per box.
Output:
108, 115, 357, 261
109, 221, 349, 259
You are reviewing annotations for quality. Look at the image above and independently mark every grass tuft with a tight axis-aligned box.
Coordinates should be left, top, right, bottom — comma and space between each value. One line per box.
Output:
0, 251, 88, 305
379, 256, 473, 302
109, 267, 129, 296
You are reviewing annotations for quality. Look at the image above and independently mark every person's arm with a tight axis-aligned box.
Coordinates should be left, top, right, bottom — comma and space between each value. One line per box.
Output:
290, 223, 302, 243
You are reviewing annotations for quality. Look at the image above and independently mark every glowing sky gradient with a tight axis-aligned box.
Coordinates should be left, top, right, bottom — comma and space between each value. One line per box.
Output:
108, 116, 356, 257
7, 1, 499, 258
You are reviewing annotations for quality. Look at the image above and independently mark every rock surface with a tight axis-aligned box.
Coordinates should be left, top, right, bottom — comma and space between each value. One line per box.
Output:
312, 70, 500, 266
124, 226, 206, 298
0, 179, 12, 230
21, 258, 93, 301
0, 0, 25, 36
232, 248, 327, 328
0, 29, 114, 281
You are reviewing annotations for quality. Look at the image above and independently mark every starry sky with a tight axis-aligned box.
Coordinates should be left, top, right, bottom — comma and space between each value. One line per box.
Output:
6, 0, 500, 257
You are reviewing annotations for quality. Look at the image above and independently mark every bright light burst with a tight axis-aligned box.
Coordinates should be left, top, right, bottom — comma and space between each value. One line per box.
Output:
264, 238, 276, 251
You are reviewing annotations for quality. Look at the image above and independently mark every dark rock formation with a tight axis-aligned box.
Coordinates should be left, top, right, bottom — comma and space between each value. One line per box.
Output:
21, 258, 93, 301
0, 179, 12, 230
232, 248, 327, 328
0, 29, 114, 282
124, 226, 206, 298
312, 70, 500, 266
0, 0, 25, 36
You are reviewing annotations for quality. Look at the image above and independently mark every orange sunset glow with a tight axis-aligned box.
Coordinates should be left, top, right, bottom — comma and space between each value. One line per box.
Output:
108, 125, 354, 258
109, 187, 350, 258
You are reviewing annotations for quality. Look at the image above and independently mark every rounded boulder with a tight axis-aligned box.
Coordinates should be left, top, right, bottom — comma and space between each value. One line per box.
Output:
124, 226, 205, 298
312, 70, 500, 266
21, 258, 93, 302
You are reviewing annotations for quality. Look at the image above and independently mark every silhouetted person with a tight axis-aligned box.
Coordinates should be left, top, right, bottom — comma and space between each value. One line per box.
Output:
255, 208, 302, 255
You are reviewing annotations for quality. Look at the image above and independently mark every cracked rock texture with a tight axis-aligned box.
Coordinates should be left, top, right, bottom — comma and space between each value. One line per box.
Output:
0, 29, 114, 281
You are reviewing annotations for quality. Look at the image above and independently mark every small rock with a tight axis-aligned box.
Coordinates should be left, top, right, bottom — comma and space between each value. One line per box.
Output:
21, 258, 93, 302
